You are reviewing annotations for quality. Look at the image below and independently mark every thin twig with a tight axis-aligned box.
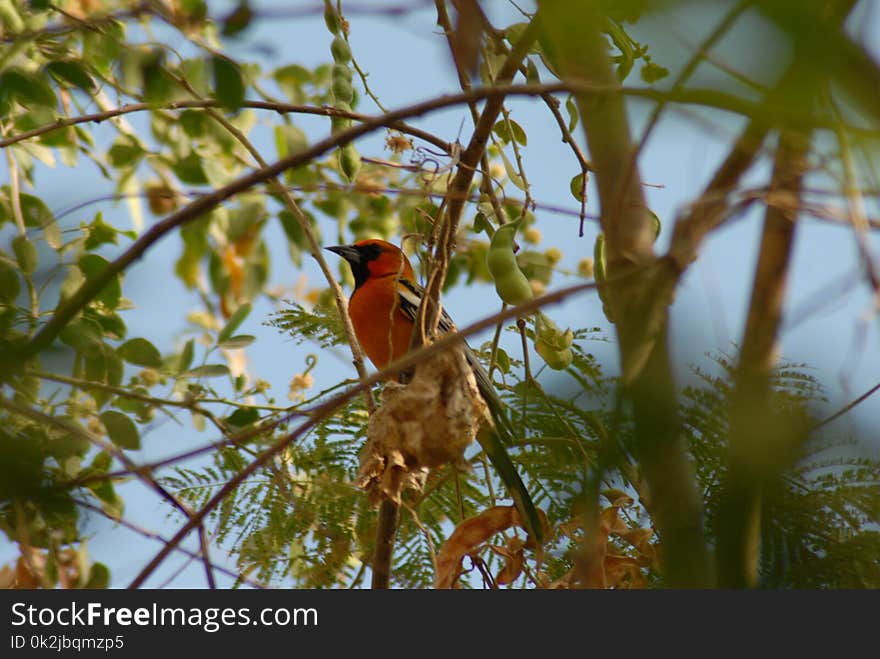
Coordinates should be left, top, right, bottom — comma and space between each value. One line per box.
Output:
812, 381, 880, 430
76, 498, 267, 587
0, 99, 450, 152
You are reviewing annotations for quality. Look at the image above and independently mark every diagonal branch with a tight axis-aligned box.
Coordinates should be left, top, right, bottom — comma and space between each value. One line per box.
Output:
74, 499, 268, 588
717, 121, 811, 588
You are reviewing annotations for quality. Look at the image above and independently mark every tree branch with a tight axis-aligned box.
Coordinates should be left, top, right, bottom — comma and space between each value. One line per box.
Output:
538, 1, 710, 587
717, 121, 811, 587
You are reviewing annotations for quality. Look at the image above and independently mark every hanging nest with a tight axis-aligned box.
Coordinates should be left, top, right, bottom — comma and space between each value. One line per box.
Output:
355, 346, 488, 506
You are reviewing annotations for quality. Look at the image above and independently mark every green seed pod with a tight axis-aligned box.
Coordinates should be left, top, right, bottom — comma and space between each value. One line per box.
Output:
12, 235, 38, 274
332, 64, 354, 104
535, 311, 572, 350
593, 232, 614, 323
535, 339, 573, 370
332, 77, 353, 105
339, 143, 361, 182
593, 232, 606, 282
331, 36, 351, 63
331, 113, 352, 134
324, 0, 341, 34
487, 223, 533, 306
332, 63, 353, 83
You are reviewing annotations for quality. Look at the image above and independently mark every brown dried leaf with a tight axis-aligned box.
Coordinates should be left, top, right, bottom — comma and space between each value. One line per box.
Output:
435, 505, 522, 589
601, 488, 634, 508
599, 505, 629, 537
0, 564, 14, 589
356, 349, 486, 505
14, 553, 43, 589
619, 527, 654, 554
492, 537, 525, 586
548, 565, 579, 589
604, 554, 647, 589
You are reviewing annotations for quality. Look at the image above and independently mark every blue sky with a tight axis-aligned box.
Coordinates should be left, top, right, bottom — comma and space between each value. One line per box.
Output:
2, 0, 879, 586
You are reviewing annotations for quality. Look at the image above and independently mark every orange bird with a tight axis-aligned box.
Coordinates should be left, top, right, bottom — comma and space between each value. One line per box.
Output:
327, 239, 542, 543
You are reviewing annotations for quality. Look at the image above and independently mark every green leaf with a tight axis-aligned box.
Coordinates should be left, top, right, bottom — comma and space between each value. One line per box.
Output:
112, 387, 151, 414
12, 235, 38, 274
84, 344, 122, 406
78, 254, 122, 309
99, 411, 140, 450
81, 21, 123, 77
59, 317, 103, 355
141, 50, 172, 104
565, 94, 579, 133
171, 151, 208, 185
499, 150, 526, 191
225, 407, 259, 427
18, 193, 54, 228
212, 56, 245, 111
525, 58, 541, 84
0, 259, 21, 302
44, 424, 89, 459
570, 172, 588, 203
182, 364, 230, 378
105, 346, 123, 387
0, 68, 57, 108
218, 334, 255, 349
273, 64, 312, 102
42, 218, 62, 250
84, 563, 110, 589
178, 338, 195, 373
88, 478, 123, 517
46, 60, 95, 91
472, 212, 491, 236
274, 124, 308, 159
89, 451, 112, 473
107, 138, 143, 169
222, 2, 253, 36
640, 60, 669, 84
494, 347, 511, 375
179, 110, 207, 137
92, 309, 127, 340
117, 338, 162, 367
84, 213, 118, 250
218, 302, 252, 343
492, 119, 527, 146
266, 302, 345, 349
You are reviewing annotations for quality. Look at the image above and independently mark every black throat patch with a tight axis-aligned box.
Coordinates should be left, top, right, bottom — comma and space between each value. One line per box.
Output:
350, 242, 382, 289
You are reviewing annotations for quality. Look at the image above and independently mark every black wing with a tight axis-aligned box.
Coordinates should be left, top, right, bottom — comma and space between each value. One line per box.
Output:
396, 278, 513, 435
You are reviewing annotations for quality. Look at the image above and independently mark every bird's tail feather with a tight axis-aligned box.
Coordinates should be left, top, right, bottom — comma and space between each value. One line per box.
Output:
465, 346, 544, 545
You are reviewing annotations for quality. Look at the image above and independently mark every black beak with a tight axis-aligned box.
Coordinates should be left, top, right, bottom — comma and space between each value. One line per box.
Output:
325, 244, 361, 265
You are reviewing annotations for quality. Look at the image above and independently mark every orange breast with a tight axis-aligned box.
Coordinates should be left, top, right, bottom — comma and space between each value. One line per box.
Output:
348, 278, 414, 370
